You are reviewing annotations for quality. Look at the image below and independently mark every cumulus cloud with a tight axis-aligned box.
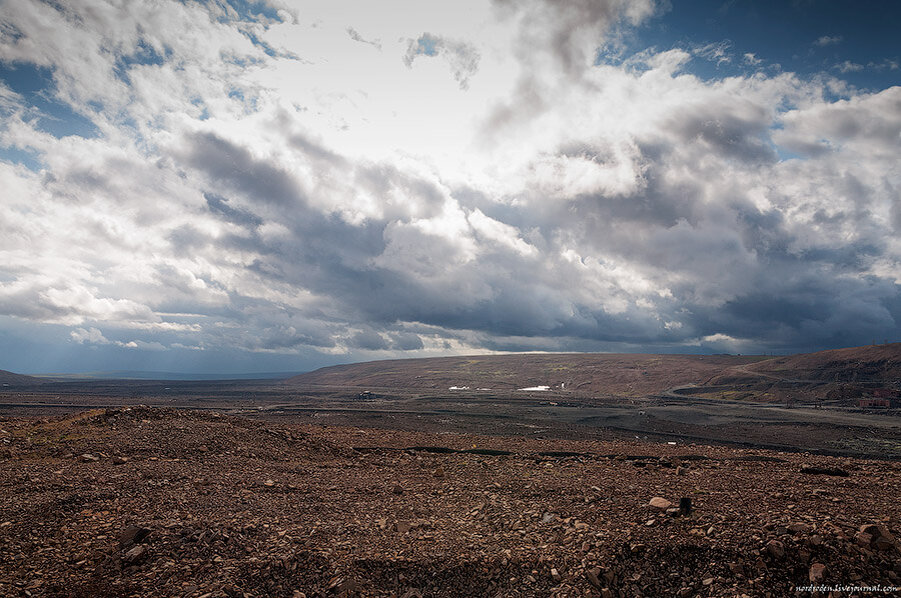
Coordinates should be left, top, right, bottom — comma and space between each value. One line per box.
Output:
835, 60, 864, 73
0, 0, 900, 373
814, 35, 842, 47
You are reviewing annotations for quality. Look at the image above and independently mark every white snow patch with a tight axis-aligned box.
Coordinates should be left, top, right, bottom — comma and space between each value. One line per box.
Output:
519, 385, 550, 391
449, 386, 470, 390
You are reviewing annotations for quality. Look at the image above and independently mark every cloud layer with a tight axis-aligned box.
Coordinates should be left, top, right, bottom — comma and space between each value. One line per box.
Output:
0, 0, 899, 371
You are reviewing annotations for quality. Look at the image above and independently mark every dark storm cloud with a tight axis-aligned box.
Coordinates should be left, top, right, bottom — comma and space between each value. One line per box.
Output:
688, 275, 901, 351
255, 325, 337, 350
172, 104, 900, 356
204, 192, 263, 228
184, 132, 306, 207
665, 103, 777, 164
389, 332, 424, 351
350, 329, 390, 351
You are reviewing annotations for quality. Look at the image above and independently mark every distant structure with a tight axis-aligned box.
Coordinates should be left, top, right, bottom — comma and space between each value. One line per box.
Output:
857, 398, 892, 408
857, 388, 899, 408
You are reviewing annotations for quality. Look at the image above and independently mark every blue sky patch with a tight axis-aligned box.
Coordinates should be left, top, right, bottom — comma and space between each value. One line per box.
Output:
618, 0, 900, 91
0, 62, 98, 140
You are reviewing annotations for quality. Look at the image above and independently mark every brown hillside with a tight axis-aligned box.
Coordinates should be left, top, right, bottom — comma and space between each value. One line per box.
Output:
743, 343, 901, 383
0, 369, 42, 386
286, 353, 766, 397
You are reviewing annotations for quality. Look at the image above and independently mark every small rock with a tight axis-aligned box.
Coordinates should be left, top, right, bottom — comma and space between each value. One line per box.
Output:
855, 531, 873, 547
648, 497, 672, 510
122, 544, 148, 566
550, 568, 561, 582
337, 579, 359, 594
766, 539, 785, 559
859, 523, 881, 537
119, 525, 151, 549
432, 467, 445, 478
585, 568, 601, 588
112, 456, 129, 465
78, 454, 99, 463
863, 523, 898, 551
809, 563, 826, 583
392, 484, 404, 495
788, 522, 811, 534
396, 521, 412, 534
754, 557, 767, 573
874, 535, 897, 551
675, 466, 686, 475
702, 577, 714, 586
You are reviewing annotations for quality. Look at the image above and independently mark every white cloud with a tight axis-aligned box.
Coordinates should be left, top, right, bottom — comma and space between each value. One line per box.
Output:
70, 327, 109, 344
835, 60, 864, 73
693, 41, 732, 66
814, 35, 842, 47
743, 53, 762, 66
1, 0, 900, 369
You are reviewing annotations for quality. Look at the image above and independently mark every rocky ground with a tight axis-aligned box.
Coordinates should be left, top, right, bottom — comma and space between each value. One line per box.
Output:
0, 407, 899, 597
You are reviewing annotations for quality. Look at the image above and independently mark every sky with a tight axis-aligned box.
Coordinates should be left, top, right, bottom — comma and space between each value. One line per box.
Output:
0, 0, 899, 375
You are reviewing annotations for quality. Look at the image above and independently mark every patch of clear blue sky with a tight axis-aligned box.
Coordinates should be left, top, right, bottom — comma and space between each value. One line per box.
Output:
0, 146, 42, 171
0, 62, 98, 140
113, 39, 168, 85
608, 0, 900, 92
413, 34, 441, 57
215, 0, 281, 23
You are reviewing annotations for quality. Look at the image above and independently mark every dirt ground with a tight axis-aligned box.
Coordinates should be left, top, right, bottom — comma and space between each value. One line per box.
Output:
1, 407, 899, 597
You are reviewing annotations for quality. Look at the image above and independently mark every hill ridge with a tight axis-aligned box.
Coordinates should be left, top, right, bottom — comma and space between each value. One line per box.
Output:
0, 369, 43, 386
287, 344, 901, 397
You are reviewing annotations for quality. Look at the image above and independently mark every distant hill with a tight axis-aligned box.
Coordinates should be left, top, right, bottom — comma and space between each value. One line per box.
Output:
286, 353, 767, 397
741, 343, 901, 383
287, 345, 901, 399
0, 369, 44, 386
54, 370, 303, 381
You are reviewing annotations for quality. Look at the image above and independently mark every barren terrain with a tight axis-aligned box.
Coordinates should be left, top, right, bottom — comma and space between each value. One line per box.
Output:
1, 407, 899, 597
1, 345, 900, 596
285, 354, 768, 398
